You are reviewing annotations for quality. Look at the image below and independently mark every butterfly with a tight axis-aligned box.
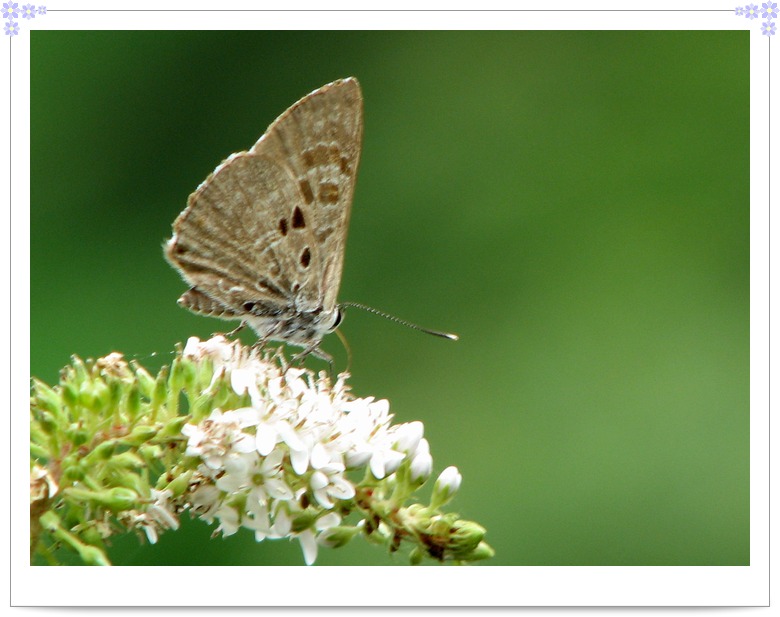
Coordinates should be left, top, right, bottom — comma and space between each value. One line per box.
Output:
165, 78, 363, 363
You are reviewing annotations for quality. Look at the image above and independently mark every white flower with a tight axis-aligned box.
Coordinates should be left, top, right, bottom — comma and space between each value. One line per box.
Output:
297, 529, 318, 565
177, 336, 444, 564
214, 502, 241, 536
147, 489, 179, 531
116, 489, 179, 545
30, 464, 58, 501
182, 408, 257, 470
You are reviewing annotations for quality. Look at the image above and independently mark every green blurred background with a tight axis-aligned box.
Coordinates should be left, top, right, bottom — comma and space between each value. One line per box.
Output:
30, 30, 749, 566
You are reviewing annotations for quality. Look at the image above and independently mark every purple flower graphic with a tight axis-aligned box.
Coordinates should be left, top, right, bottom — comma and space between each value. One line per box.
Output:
2, 2, 18, 19
20, 3, 34, 19
37, 5, 44, 14
762, 20, 777, 35
745, 3, 760, 18
3, 19, 18, 36
762, 2, 778, 18
735, 6, 745, 15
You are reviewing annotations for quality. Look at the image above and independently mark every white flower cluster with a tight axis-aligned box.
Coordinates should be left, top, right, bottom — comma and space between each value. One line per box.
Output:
179, 336, 433, 565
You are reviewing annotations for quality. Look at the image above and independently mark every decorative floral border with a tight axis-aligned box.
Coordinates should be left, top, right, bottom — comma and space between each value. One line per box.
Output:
736, 3, 778, 35
4, 5, 780, 38
3, 2, 46, 36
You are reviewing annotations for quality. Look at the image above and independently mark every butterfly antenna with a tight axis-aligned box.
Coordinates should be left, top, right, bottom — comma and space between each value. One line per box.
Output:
335, 328, 353, 374
340, 302, 459, 341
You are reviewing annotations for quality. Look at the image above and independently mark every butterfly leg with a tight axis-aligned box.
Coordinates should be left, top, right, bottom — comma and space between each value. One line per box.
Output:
222, 321, 246, 338
292, 345, 334, 379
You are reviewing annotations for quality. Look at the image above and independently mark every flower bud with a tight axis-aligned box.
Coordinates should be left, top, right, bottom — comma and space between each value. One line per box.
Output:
410, 450, 433, 484
151, 366, 169, 410
430, 466, 462, 509
124, 425, 158, 446
458, 540, 495, 562
316, 525, 360, 548
126, 383, 142, 419
447, 519, 486, 557
132, 363, 156, 399
395, 421, 423, 454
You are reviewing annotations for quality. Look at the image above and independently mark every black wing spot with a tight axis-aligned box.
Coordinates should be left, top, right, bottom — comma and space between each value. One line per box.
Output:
242, 301, 256, 312
279, 218, 288, 236
300, 247, 311, 268
292, 206, 306, 229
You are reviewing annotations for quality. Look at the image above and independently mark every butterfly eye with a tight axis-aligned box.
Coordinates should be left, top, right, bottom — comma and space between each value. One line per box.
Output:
332, 309, 344, 329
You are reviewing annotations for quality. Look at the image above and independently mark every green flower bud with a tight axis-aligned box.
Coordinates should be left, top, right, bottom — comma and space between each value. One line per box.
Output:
316, 525, 360, 549
108, 379, 123, 410
124, 425, 159, 446
409, 547, 424, 565
110, 469, 149, 495
32, 380, 62, 417
138, 443, 163, 463
151, 366, 169, 411
61, 464, 85, 482
71, 356, 88, 382
179, 356, 197, 390
291, 509, 318, 533
132, 363, 156, 399
65, 424, 89, 447
126, 383, 142, 419
33, 409, 58, 435
90, 380, 111, 412
78, 382, 96, 410
156, 415, 188, 440
109, 451, 145, 470
170, 357, 186, 395
88, 439, 118, 461
62, 382, 78, 409
447, 520, 486, 557
161, 469, 193, 497
76, 543, 111, 566
66, 487, 139, 512
79, 524, 106, 547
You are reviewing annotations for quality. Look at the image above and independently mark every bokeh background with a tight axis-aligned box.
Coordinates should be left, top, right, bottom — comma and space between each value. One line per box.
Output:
30, 30, 748, 566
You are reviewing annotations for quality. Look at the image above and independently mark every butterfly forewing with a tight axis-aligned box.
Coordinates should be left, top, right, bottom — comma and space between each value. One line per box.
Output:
249, 78, 363, 310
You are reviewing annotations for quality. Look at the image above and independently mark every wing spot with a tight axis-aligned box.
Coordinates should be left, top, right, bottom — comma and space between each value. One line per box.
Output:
279, 218, 289, 236
340, 156, 351, 175
302, 144, 342, 167
242, 301, 256, 312
299, 179, 315, 204
319, 182, 339, 204
292, 206, 306, 229
300, 247, 311, 268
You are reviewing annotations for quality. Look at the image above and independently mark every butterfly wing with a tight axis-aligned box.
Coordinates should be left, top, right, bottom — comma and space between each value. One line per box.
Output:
250, 77, 363, 312
166, 78, 363, 319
